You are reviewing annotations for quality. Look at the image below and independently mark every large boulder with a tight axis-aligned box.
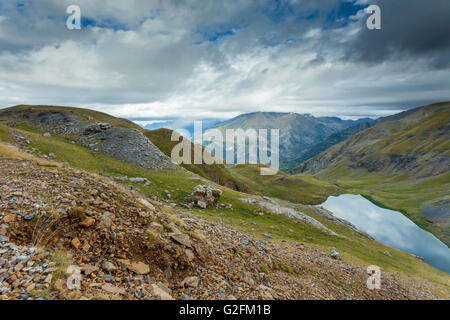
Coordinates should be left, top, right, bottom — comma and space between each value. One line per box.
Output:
184, 185, 222, 208
83, 123, 112, 135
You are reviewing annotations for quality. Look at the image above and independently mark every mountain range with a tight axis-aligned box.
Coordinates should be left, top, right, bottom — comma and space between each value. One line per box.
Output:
0, 103, 448, 300
207, 112, 372, 170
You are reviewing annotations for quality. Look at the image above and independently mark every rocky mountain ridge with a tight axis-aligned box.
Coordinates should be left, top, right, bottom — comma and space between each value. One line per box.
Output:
0, 104, 448, 300
208, 111, 372, 170
292, 103, 449, 177
0, 105, 176, 171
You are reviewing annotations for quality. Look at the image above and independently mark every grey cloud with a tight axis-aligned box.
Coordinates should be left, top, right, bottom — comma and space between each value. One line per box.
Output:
343, 0, 450, 68
0, 0, 449, 120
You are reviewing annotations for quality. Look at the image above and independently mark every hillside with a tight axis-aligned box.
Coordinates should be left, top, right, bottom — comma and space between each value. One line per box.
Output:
0, 104, 449, 300
0, 105, 141, 130
209, 112, 372, 170
0, 106, 250, 192
286, 121, 375, 170
144, 129, 339, 202
226, 163, 340, 205
144, 128, 251, 193
292, 102, 450, 245
0, 105, 175, 171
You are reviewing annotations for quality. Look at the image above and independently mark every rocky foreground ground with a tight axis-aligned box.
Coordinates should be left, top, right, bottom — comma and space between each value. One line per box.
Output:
0, 158, 444, 300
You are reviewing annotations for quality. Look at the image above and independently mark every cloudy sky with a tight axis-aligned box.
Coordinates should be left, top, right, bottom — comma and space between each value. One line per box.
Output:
0, 0, 449, 122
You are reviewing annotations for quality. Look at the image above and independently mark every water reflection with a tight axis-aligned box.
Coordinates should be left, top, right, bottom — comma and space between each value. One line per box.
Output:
321, 194, 450, 274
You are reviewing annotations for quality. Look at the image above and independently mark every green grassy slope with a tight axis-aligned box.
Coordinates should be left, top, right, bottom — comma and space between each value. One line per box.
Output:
144, 128, 252, 193
0, 121, 448, 294
293, 102, 450, 245
227, 163, 340, 204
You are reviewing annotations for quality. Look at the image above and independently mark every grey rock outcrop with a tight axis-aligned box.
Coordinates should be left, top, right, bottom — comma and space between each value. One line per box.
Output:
184, 185, 222, 208
0, 108, 176, 171
238, 197, 339, 236
82, 126, 176, 170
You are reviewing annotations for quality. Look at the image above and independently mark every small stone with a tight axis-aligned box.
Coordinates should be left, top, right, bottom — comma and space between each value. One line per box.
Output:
196, 201, 207, 209
54, 279, 65, 291
12, 255, 30, 263
82, 264, 99, 276
242, 272, 255, 286
185, 249, 195, 262
79, 217, 95, 228
26, 283, 36, 293
44, 274, 53, 283
99, 212, 112, 229
331, 249, 341, 260
3, 214, 15, 223
129, 177, 149, 184
102, 261, 117, 273
14, 263, 24, 272
181, 276, 199, 288
19, 293, 30, 300
102, 284, 126, 295
103, 275, 112, 282
150, 283, 174, 300
23, 213, 35, 220
257, 285, 275, 299
71, 237, 81, 249
117, 259, 150, 275
137, 198, 155, 211
170, 233, 192, 248
82, 242, 91, 252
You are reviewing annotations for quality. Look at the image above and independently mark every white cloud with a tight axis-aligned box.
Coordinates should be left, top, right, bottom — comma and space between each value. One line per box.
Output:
0, 0, 449, 120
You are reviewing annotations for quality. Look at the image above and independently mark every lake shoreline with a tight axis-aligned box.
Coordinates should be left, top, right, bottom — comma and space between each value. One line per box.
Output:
321, 194, 450, 274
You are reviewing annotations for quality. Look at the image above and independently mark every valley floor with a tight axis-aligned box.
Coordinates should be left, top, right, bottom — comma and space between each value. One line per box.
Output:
0, 157, 447, 300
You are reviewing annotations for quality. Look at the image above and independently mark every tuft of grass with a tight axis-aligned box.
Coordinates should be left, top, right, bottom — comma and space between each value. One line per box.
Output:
187, 230, 205, 242
281, 263, 293, 274
259, 264, 269, 273
31, 288, 55, 300
236, 250, 246, 260
168, 214, 184, 227
162, 223, 174, 233
68, 206, 86, 220
49, 250, 73, 281
146, 229, 157, 241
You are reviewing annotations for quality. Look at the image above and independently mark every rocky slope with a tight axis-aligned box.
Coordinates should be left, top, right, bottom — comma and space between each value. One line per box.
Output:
0, 104, 448, 300
0, 105, 176, 171
0, 156, 444, 300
